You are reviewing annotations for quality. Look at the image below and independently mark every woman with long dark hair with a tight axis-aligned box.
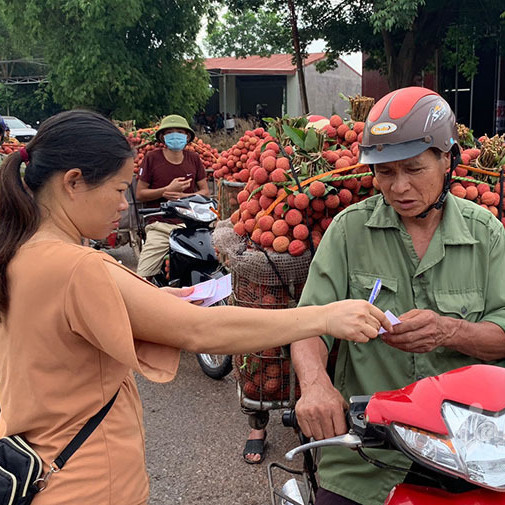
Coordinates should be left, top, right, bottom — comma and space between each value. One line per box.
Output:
0, 109, 391, 505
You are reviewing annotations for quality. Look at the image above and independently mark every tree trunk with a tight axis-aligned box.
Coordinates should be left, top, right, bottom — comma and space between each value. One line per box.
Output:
382, 6, 453, 91
287, 0, 309, 114
382, 29, 417, 89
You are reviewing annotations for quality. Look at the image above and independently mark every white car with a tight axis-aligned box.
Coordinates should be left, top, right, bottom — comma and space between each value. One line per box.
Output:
4, 116, 37, 143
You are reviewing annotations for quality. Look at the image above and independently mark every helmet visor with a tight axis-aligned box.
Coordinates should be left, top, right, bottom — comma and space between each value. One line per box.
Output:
359, 138, 432, 165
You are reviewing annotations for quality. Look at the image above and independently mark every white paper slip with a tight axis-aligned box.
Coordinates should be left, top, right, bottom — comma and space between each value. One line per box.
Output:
378, 310, 401, 334
179, 274, 232, 306
200, 274, 232, 307
180, 278, 217, 301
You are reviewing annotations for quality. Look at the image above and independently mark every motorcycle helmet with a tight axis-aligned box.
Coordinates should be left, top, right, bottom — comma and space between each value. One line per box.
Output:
359, 87, 459, 164
156, 114, 196, 143
359, 87, 461, 217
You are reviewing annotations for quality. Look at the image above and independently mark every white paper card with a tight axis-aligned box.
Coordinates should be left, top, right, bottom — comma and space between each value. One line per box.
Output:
179, 274, 232, 307
378, 309, 401, 334
200, 274, 232, 307
182, 278, 217, 301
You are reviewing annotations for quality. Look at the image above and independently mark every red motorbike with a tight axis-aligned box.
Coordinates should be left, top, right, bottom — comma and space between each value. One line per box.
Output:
273, 365, 505, 505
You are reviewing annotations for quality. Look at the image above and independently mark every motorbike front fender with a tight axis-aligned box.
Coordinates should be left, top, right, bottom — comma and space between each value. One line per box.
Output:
385, 484, 505, 505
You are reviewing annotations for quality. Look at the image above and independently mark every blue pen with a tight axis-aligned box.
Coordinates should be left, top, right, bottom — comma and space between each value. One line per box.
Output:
368, 278, 382, 304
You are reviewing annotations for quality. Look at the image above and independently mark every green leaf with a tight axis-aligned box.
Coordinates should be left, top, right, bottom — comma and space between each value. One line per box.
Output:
268, 126, 277, 138
249, 186, 263, 199
299, 162, 309, 177
240, 355, 248, 370
292, 117, 309, 129
358, 185, 372, 196
282, 124, 306, 149
304, 128, 319, 152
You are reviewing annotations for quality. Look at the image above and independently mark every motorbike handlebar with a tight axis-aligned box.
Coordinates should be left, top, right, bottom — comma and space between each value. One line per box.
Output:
138, 207, 161, 215
283, 408, 352, 433
282, 409, 299, 429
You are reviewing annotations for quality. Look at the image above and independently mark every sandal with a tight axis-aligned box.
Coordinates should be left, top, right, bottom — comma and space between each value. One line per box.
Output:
242, 431, 268, 464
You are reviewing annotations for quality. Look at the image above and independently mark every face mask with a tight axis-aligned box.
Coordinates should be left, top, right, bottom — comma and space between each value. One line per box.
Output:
164, 132, 188, 151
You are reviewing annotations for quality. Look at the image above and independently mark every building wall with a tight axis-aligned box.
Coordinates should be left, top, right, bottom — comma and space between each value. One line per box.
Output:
219, 75, 237, 117
286, 74, 301, 116
303, 60, 362, 118
362, 69, 390, 102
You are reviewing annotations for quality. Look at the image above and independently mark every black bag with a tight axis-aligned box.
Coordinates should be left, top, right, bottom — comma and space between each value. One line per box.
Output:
0, 391, 118, 505
0, 436, 42, 505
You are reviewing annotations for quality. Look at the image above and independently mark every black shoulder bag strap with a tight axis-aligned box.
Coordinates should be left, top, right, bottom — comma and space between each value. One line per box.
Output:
34, 390, 119, 492
53, 390, 119, 470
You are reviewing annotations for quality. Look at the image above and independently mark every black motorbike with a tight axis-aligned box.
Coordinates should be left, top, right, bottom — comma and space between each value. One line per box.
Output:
138, 194, 233, 380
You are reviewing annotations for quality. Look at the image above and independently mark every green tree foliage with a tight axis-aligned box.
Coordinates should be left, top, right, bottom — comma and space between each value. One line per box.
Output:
0, 12, 60, 125
0, 85, 14, 112
209, 0, 504, 90
205, 8, 293, 58
0, 83, 62, 127
0, 0, 218, 123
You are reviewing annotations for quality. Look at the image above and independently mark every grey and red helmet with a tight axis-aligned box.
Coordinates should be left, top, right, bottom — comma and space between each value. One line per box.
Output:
359, 87, 459, 165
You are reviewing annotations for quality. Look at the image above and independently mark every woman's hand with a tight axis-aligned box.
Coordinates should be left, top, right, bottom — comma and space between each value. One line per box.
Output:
325, 299, 393, 343
160, 286, 203, 305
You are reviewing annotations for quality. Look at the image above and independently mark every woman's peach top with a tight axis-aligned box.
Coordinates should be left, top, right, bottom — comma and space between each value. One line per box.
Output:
0, 240, 181, 505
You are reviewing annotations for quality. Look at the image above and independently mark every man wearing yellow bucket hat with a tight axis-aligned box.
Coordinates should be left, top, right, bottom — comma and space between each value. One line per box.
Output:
135, 114, 210, 278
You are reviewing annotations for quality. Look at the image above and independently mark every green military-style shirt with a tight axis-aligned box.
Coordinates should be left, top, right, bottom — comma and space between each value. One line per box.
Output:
298, 193, 505, 505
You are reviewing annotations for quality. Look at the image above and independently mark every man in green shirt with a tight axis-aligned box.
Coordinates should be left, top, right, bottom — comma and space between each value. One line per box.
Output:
292, 87, 505, 505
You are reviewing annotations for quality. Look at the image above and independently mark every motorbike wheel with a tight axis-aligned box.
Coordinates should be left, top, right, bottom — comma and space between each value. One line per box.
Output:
196, 353, 233, 380
196, 298, 233, 380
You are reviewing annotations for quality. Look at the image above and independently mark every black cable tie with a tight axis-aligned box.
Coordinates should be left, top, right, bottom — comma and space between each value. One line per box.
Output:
251, 241, 295, 300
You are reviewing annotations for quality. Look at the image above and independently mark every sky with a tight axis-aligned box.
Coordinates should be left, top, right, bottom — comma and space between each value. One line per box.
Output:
308, 39, 362, 75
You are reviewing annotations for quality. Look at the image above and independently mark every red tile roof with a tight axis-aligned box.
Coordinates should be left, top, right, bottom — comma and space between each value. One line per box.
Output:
204, 53, 327, 75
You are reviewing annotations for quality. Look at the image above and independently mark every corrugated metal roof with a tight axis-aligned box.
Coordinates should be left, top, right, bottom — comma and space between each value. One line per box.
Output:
204, 53, 327, 75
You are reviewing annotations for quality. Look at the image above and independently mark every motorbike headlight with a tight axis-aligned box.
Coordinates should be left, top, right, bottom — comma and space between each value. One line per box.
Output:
175, 206, 198, 220
392, 401, 505, 491
175, 203, 216, 223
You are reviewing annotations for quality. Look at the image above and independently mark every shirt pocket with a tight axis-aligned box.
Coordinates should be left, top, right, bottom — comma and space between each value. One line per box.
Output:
349, 272, 398, 311
433, 289, 484, 320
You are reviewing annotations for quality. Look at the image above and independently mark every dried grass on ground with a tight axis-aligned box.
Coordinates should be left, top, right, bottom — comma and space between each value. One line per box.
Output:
195, 118, 259, 152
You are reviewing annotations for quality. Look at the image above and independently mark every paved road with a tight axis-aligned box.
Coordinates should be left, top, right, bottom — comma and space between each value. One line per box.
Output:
106, 246, 306, 505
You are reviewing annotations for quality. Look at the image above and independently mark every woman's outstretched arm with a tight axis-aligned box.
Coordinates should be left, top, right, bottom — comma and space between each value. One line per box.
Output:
107, 262, 392, 355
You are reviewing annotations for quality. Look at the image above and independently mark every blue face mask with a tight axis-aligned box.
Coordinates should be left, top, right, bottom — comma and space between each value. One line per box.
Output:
164, 132, 188, 151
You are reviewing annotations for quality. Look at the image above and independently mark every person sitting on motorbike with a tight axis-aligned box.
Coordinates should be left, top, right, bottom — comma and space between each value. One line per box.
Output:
291, 86, 505, 505
135, 114, 210, 279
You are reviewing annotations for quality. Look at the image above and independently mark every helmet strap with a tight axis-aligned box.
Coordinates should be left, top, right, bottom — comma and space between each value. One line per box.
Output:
415, 147, 460, 219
